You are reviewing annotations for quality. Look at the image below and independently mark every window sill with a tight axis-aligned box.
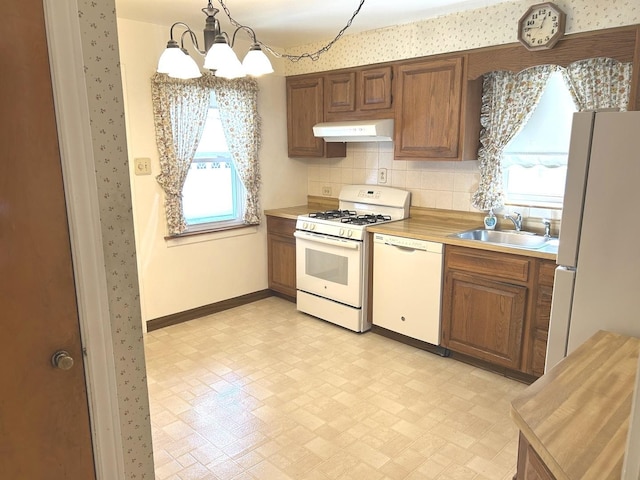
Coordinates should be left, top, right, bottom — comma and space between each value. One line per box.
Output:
165, 222, 259, 247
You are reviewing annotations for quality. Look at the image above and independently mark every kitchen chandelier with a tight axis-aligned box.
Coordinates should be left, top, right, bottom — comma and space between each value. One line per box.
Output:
157, 0, 367, 80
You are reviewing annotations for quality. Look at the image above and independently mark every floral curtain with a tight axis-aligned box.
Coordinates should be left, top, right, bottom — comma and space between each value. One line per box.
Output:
151, 73, 261, 234
472, 65, 559, 211
151, 73, 209, 235
562, 57, 633, 111
202, 76, 261, 224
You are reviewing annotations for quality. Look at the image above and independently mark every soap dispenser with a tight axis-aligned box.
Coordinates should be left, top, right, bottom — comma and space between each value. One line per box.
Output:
484, 209, 497, 230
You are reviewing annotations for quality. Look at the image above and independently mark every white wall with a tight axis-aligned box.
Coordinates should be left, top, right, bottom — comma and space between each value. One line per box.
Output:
117, 19, 307, 321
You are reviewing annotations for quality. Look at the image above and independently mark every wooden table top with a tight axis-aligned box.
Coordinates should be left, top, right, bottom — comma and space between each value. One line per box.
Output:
511, 331, 640, 480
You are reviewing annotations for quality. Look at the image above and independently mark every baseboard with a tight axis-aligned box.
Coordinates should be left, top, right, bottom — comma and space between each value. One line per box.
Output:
146, 289, 273, 332
371, 325, 449, 357
371, 325, 536, 385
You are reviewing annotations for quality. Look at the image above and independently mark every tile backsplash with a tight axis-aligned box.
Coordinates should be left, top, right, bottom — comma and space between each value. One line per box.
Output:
308, 142, 480, 211
307, 142, 562, 227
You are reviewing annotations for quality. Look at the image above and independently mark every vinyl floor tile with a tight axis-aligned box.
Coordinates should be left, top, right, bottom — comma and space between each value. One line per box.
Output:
146, 296, 526, 479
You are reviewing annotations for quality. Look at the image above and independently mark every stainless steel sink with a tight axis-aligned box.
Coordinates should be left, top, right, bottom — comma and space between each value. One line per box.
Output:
450, 229, 555, 249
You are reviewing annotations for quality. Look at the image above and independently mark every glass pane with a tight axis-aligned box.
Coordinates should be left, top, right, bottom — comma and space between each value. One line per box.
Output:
305, 249, 349, 285
182, 93, 243, 226
505, 165, 567, 205
503, 71, 576, 206
183, 161, 234, 224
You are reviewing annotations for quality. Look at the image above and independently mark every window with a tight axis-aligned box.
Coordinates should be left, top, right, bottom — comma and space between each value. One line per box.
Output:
502, 71, 577, 207
182, 92, 246, 231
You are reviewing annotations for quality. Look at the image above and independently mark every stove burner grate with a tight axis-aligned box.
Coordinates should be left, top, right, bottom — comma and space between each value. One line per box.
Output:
308, 209, 356, 220
341, 214, 392, 225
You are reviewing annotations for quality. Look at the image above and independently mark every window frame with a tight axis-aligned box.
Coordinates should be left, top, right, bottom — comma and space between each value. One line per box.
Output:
179, 94, 247, 235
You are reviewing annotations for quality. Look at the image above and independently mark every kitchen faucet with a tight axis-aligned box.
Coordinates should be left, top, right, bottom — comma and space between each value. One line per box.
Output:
504, 212, 523, 231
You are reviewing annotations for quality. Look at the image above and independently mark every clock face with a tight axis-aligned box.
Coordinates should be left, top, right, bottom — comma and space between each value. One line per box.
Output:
519, 3, 566, 50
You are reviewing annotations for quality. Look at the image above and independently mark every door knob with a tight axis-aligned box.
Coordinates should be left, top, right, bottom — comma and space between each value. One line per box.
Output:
51, 350, 74, 370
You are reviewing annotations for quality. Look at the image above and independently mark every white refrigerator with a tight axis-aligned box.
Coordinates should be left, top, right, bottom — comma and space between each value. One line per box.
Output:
545, 110, 640, 372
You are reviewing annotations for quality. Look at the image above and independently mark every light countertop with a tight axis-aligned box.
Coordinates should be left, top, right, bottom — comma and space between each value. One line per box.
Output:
265, 205, 557, 260
511, 331, 640, 480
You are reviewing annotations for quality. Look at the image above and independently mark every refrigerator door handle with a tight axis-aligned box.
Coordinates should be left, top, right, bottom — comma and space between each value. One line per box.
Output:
545, 266, 576, 373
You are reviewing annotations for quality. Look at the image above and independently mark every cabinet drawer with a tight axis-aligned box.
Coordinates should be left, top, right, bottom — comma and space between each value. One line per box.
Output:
267, 215, 297, 237
446, 246, 531, 283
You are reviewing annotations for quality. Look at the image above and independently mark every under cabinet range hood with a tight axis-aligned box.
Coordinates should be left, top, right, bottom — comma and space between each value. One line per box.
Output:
313, 119, 394, 143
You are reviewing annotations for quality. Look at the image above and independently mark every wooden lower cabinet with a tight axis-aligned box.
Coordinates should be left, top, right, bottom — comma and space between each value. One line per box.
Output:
441, 245, 555, 376
516, 433, 556, 480
527, 261, 556, 376
443, 270, 526, 369
266, 215, 297, 300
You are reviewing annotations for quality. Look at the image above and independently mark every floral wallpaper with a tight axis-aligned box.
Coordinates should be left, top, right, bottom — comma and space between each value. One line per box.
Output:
77, 1, 154, 478
296, 0, 638, 221
283, 0, 640, 75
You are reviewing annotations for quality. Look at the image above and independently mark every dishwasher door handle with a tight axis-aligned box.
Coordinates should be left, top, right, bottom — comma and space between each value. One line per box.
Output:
387, 243, 420, 253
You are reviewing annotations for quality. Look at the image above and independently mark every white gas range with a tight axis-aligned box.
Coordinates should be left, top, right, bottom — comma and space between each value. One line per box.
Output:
294, 185, 411, 332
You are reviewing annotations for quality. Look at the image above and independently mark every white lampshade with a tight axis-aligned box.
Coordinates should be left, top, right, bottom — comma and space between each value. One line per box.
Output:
203, 38, 242, 71
242, 45, 274, 76
169, 51, 202, 79
157, 42, 185, 74
215, 59, 246, 79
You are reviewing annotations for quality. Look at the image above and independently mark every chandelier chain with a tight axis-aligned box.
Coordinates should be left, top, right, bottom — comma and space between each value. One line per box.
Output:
216, 0, 367, 62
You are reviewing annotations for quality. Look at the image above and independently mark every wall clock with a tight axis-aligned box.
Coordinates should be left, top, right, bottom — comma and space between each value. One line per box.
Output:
517, 2, 566, 51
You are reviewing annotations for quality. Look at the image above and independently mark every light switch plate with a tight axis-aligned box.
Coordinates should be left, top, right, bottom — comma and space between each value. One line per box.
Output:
134, 157, 151, 175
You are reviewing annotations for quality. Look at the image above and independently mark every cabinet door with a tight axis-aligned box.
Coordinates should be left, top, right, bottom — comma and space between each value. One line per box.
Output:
358, 66, 393, 111
286, 76, 346, 158
326, 72, 356, 114
267, 216, 297, 300
286, 76, 325, 157
527, 260, 556, 376
394, 57, 463, 159
442, 270, 526, 369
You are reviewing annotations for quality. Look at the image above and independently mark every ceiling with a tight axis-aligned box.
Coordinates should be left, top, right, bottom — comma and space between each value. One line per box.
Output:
115, 0, 514, 48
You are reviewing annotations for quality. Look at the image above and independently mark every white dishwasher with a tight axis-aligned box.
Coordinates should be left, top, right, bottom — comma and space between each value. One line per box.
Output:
372, 233, 443, 345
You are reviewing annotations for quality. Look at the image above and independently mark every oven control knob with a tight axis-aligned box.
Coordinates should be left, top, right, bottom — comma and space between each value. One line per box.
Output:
339, 228, 345, 236
347, 230, 353, 238
309, 223, 315, 231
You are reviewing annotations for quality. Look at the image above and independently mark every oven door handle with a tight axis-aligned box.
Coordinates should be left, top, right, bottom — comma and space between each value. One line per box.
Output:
293, 231, 360, 250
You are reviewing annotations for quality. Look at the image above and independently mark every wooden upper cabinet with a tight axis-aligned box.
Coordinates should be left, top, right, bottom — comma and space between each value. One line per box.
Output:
286, 76, 346, 158
325, 66, 394, 121
326, 72, 356, 114
358, 66, 393, 111
287, 76, 324, 157
394, 56, 464, 160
